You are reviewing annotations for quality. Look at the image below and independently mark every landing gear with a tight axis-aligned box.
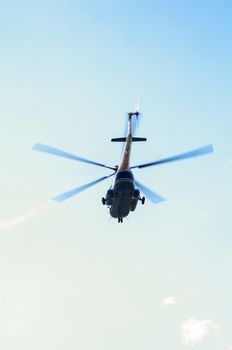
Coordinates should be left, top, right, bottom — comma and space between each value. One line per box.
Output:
138, 196, 145, 204
102, 197, 106, 205
118, 217, 123, 223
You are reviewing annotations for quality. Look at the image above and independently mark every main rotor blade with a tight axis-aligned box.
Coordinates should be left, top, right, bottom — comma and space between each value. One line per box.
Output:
135, 180, 165, 204
53, 173, 115, 202
33, 143, 115, 171
131, 144, 213, 169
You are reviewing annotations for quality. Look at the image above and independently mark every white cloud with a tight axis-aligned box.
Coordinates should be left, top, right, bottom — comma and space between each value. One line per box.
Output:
221, 160, 232, 172
194, 209, 211, 225
0, 202, 51, 231
181, 318, 217, 346
162, 296, 176, 306
0, 210, 38, 230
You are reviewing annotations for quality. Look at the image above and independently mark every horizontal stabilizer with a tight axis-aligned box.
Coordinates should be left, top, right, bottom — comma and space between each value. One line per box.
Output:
111, 137, 147, 142
132, 137, 147, 142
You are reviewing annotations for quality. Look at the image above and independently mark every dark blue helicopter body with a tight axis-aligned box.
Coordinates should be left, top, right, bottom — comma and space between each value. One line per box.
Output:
104, 170, 141, 222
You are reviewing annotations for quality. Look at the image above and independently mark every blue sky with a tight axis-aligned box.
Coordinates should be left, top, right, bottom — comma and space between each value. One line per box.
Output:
0, 1, 232, 349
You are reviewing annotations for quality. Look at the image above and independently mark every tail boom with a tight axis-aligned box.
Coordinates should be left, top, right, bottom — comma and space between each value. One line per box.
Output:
118, 113, 137, 170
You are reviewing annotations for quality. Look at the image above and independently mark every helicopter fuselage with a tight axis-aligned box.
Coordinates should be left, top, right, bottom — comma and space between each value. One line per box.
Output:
102, 114, 144, 222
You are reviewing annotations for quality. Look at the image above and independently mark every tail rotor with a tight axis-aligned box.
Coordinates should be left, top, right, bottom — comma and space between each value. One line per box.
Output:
132, 97, 141, 135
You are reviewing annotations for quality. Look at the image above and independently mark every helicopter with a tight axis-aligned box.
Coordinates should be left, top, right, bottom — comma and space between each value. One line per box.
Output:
33, 111, 213, 223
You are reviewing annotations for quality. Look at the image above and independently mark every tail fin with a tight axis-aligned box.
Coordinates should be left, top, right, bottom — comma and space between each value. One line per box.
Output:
128, 111, 139, 137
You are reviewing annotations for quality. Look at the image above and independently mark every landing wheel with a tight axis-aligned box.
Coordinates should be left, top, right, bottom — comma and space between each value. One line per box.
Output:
141, 197, 145, 205
118, 217, 123, 223
102, 197, 106, 205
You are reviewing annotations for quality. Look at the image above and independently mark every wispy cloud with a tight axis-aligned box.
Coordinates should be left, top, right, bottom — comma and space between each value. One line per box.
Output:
162, 296, 176, 306
0, 203, 51, 231
181, 318, 218, 346
194, 209, 211, 225
221, 160, 232, 172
